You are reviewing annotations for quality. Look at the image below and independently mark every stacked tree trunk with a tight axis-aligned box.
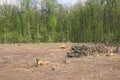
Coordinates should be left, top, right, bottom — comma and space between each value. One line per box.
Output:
114, 47, 120, 54
67, 45, 109, 57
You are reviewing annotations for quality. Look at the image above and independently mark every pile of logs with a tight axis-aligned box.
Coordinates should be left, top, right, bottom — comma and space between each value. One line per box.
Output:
67, 45, 109, 57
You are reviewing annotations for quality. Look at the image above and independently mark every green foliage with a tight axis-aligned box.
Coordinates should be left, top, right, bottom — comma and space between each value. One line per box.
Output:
0, 0, 120, 43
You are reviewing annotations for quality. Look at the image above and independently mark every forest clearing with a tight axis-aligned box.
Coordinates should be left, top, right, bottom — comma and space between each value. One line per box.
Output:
0, 0, 120, 80
0, 43, 120, 80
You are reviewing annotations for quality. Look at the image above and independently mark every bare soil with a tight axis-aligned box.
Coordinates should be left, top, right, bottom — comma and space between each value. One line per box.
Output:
0, 43, 120, 80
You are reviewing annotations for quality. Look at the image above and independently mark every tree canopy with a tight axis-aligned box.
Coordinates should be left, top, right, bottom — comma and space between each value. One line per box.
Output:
0, 0, 120, 44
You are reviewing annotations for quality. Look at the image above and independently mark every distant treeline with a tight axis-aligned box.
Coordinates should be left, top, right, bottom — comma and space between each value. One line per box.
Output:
0, 0, 120, 43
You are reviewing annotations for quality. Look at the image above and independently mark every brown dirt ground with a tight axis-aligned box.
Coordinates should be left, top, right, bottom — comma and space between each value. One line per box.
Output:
0, 43, 120, 80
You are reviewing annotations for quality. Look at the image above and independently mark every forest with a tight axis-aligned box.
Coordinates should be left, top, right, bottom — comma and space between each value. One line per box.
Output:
0, 0, 120, 43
